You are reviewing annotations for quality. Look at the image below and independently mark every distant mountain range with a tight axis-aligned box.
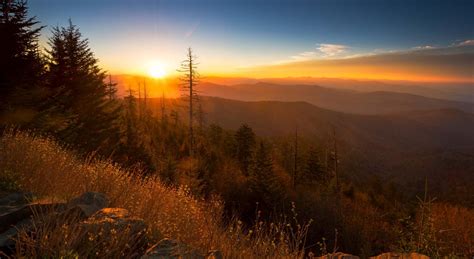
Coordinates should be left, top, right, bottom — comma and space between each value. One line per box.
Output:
202, 76, 474, 103
197, 81, 474, 115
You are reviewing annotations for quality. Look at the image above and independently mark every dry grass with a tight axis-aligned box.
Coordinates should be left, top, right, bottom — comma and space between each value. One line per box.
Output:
431, 203, 474, 257
0, 130, 309, 258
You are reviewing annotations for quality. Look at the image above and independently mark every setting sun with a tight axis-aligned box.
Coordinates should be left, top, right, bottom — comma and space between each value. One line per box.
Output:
148, 63, 167, 78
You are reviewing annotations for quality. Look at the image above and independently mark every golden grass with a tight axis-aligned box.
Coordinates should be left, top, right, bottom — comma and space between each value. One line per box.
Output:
0, 130, 308, 258
431, 203, 474, 257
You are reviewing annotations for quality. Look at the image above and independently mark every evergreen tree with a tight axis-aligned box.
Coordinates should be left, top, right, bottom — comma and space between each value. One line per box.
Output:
44, 20, 120, 155
235, 123, 256, 175
301, 147, 327, 185
0, 0, 44, 123
249, 141, 283, 208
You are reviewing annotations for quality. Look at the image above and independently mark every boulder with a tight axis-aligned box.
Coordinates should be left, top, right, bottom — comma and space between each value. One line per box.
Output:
0, 192, 109, 255
82, 208, 147, 242
370, 252, 429, 259
0, 192, 34, 206
0, 202, 65, 233
0, 194, 65, 255
83, 208, 146, 232
66, 192, 109, 218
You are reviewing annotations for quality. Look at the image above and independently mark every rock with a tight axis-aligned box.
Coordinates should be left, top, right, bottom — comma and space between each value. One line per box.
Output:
370, 252, 429, 259
0, 218, 32, 252
81, 208, 148, 254
317, 252, 360, 259
0, 197, 65, 255
0, 202, 65, 233
142, 238, 206, 259
83, 207, 146, 232
0, 192, 34, 206
66, 192, 109, 218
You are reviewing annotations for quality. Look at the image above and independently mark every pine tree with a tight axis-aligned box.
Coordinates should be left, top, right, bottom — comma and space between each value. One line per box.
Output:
0, 0, 44, 123
301, 147, 327, 185
249, 141, 283, 208
44, 20, 120, 155
235, 124, 256, 175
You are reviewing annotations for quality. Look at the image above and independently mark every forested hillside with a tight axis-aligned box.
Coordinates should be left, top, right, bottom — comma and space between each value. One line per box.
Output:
0, 1, 472, 257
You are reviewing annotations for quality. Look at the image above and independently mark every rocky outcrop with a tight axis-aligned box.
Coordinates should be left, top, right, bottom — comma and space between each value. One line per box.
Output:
82, 207, 148, 247
0, 192, 212, 258
0, 192, 111, 255
0, 192, 34, 206
0, 192, 66, 253
67, 192, 109, 218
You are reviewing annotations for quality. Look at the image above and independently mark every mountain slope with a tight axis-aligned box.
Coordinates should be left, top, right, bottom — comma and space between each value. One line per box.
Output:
198, 82, 474, 115
146, 96, 474, 205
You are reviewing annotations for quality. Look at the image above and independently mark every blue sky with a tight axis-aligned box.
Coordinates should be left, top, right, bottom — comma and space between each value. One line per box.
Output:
28, 0, 474, 80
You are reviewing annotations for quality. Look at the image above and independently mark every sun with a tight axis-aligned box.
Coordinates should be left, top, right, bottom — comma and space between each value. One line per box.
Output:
148, 63, 167, 79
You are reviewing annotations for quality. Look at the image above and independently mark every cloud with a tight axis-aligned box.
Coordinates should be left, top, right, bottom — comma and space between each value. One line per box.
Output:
291, 51, 317, 61
290, 43, 349, 61
457, 39, 474, 46
317, 44, 348, 56
242, 43, 474, 82
412, 45, 435, 50
185, 20, 200, 38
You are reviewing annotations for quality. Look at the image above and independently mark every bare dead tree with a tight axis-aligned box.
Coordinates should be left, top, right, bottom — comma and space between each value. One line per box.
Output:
143, 79, 147, 110
332, 127, 339, 192
178, 47, 200, 156
161, 91, 166, 121
293, 125, 298, 189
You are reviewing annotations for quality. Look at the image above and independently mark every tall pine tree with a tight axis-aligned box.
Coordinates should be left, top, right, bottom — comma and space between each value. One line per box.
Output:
0, 0, 44, 124
235, 123, 256, 176
249, 141, 283, 209
301, 147, 327, 186
44, 20, 120, 155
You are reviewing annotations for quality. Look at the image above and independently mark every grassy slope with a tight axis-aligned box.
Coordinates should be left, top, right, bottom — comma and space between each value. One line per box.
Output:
0, 130, 307, 258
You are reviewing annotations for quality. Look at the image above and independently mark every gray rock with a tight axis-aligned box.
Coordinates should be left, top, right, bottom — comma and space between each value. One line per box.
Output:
0, 202, 65, 233
81, 208, 148, 256
0, 192, 34, 206
67, 192, 109, 218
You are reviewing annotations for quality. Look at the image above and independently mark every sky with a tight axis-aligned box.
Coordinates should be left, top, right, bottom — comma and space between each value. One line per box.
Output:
29, 0, 474, 82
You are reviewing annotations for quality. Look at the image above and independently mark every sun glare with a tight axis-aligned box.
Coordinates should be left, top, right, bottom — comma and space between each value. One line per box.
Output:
148, 63, 167, 79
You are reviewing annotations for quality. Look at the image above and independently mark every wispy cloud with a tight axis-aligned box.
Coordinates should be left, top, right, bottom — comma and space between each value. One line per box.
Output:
185, 20, 200, 38
246, 40, 474, 82
412, 45, 435, 50
290, 43, 349, 61
317, 43, 348, 56
457, 39, 474, 46
291, 51, 317, 61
